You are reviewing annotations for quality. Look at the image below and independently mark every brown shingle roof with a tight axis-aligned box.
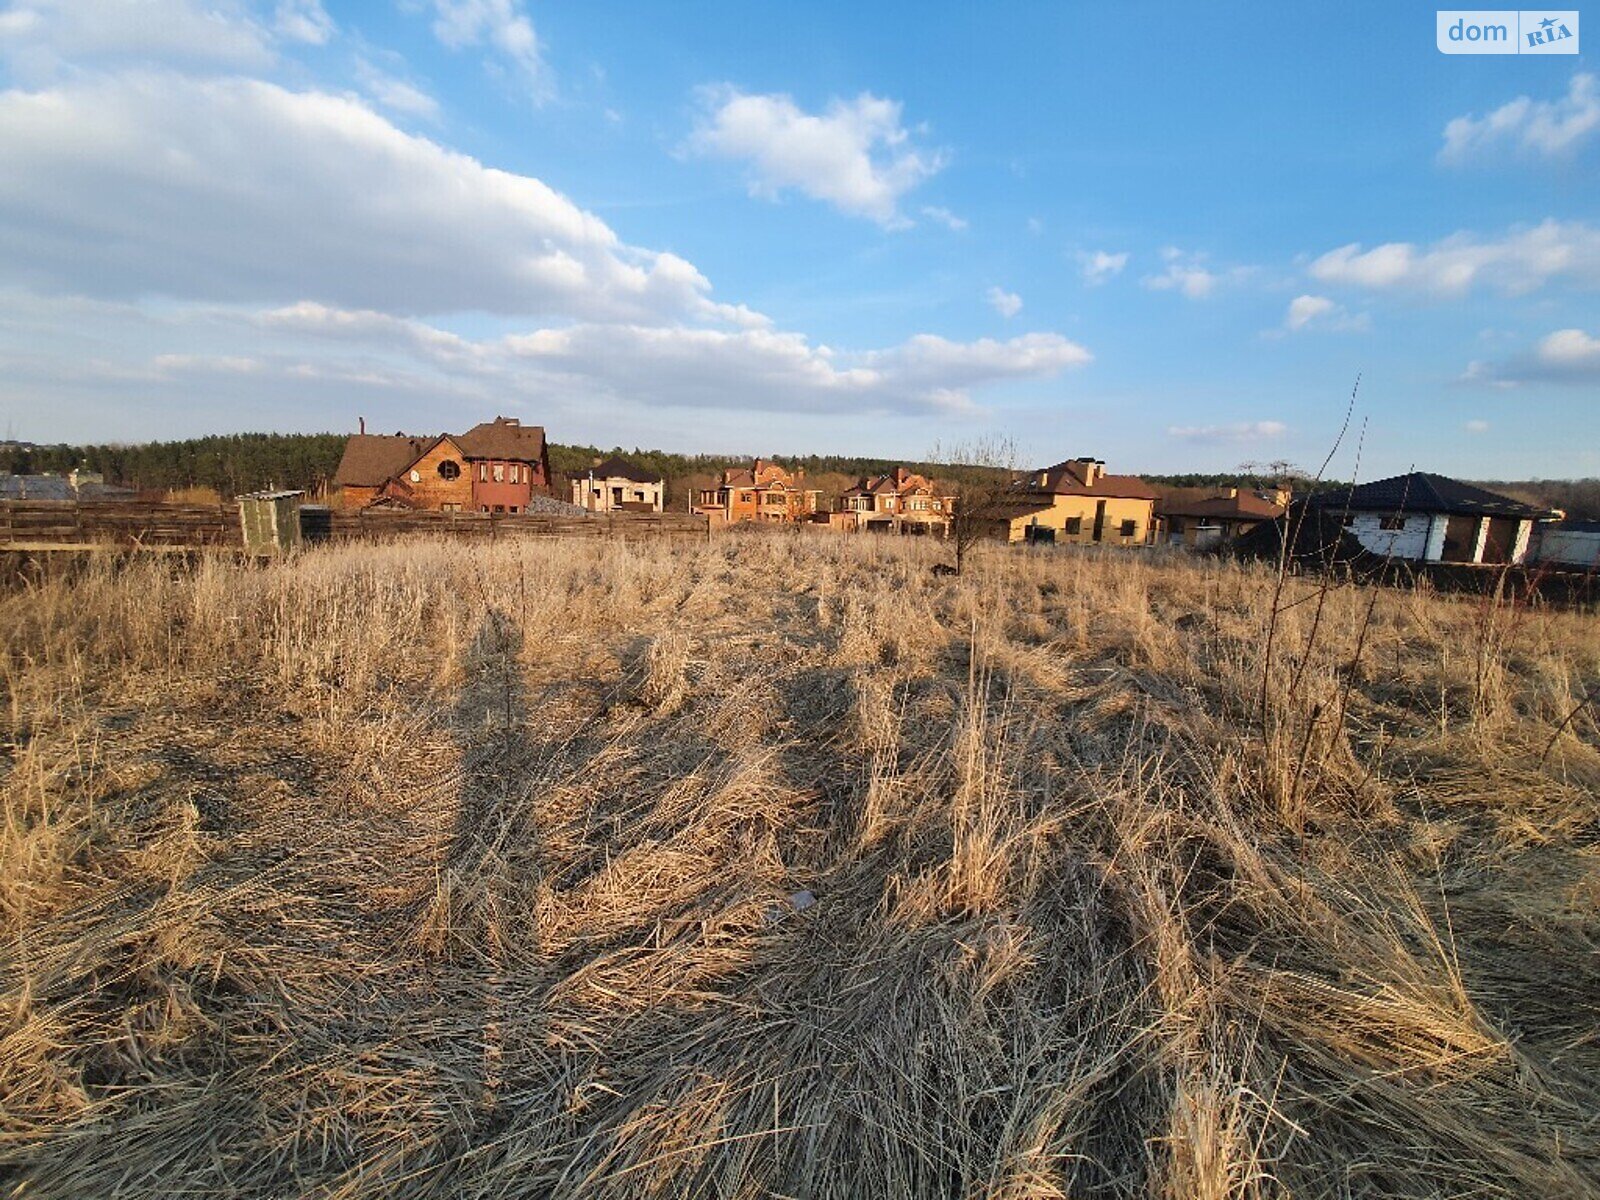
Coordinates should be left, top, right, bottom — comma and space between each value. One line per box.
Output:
455, 417, 546, 462
1015, 459, 1160, 501
1157, 493, 1285, 521
333, 434, 432, 487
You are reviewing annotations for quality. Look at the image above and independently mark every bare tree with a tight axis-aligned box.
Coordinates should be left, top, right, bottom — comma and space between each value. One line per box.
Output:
929, 436, 1019, 576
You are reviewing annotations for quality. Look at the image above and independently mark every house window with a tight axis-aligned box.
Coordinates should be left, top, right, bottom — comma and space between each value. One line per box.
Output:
1120, 519, 1137, 537
1380, 516, 1407, 530
437, 459, 461, 480
493, 464, 505, 482
480, 464, 488, 482
1065, 516, 1083, 534
409, 469, 421, 482
509, 505, 519, 514
441, 503, 461, 512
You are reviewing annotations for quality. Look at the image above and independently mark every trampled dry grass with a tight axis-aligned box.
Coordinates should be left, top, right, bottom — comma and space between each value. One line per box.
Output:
2, 533, 1597, 1197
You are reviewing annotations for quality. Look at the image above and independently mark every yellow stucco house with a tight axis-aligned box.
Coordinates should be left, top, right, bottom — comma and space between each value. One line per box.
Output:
992, 457, 1160, 546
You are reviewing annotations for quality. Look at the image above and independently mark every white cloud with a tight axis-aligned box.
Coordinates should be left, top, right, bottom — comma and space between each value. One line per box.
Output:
427, 0, 545, 95
0, 295, 1095, 426
0, 73, 732, 323
354, 58, 441, 121
0, 38, 1096, 440
1459, 359, 1521, 389
866, 332, 1090, 387
1284, 294, 1334, 330
1536, 327, 1600, 367
1464, 419, 1490, 433
1026, 217, 1044, 236
1282, 293, 1369, 333
1142, 248, 1249, 300
1441, 74, 1600, 164
1166, 420, 1287, 443
1462, 327, 1600, 386
1308, 219, 1600, 297
984, 286, 1022, 318
273, 0, 333, 45
920, 205, 967, 231
0, 0, 276, 74
1078, 249, 1128, 286
688, 87, 946, 226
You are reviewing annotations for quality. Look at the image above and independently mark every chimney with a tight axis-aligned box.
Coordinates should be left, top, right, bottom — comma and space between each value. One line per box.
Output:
1075, 457, 1103, 486
359, 416, 366, 435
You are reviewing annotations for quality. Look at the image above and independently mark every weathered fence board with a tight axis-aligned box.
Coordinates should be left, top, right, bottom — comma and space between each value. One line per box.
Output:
0, 500, 707, 551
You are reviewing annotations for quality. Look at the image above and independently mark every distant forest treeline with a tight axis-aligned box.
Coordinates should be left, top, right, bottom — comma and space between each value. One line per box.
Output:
5, 434, 1597, 518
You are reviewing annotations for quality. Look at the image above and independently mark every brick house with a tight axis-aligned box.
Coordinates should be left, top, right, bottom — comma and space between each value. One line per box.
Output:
838, 467, 955, 535
992, 457, 1159, 545
1156, 487, 1286, 549
693, 459, 820, 525
333, 417, 552, 512
570, 457, 665, 513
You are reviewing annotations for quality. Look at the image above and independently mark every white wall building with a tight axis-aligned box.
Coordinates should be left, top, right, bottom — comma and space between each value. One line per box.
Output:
1533, 521, 1600, 570
570, 457, 665, 513
1309, 472, 1552, 565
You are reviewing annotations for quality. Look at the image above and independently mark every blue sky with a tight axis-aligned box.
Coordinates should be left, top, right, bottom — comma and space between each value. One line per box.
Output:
0, 1, 1595, 477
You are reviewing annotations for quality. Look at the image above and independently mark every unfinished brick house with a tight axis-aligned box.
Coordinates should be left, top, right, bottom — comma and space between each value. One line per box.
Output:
333, 417, 552, 512
693, 459, 820, 525
992, 457, 1160, 546
1156, 487, 1286, 549
838, 467, 956, 535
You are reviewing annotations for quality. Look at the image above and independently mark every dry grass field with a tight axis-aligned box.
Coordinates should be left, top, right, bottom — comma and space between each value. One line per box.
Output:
2, 533, 1598, 1198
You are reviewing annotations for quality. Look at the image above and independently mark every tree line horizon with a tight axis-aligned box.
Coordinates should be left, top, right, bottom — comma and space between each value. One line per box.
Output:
4, 432, 1596, 519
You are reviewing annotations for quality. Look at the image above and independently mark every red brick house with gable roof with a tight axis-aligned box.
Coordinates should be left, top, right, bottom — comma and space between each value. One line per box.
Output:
693, 459, 820, 525
333, 417, 552, 512
838, 466, 956, 535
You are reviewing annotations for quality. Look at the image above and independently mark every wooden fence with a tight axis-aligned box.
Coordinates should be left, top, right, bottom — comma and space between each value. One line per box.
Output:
0, 500, 708, 551
317, 508, 709, 543
0, 501, 239, 549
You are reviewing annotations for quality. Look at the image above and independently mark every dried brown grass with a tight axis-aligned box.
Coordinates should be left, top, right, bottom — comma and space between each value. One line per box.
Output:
1, 534, 1597, 1198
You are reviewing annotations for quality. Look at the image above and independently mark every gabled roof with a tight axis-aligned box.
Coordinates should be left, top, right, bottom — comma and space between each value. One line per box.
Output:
1308, 472, 1553, 520
585, 457, 661, 484
722, 459, 800, 489
333, 434, 433, 487
844, 466, 942, 498
1158, 492, 1285, 521
1015, 459, 1160, 501
454, 417, 546, 462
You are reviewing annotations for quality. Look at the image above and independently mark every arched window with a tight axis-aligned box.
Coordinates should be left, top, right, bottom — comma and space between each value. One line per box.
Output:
437, 460, 461, 480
